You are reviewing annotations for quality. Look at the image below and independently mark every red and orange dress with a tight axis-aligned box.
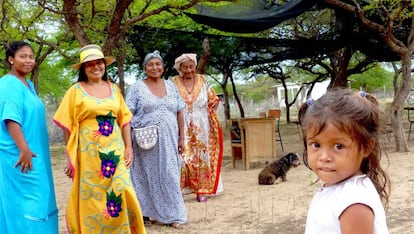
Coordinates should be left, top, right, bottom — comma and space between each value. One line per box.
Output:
172, 74, 223, 196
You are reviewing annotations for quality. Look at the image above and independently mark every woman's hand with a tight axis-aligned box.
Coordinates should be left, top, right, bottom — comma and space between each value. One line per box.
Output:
208, 99, 220, 111
124, 145, 134, 168
178, 136, 185, 155
15, 149, 36, 173
7, 120, 36, 173
64, 160, 74, 179
121, 123, 133, 168
177, 110, 185, 155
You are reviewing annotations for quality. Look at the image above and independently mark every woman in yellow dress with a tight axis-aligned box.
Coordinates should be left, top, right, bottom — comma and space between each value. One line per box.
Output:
53, 44, 146, 234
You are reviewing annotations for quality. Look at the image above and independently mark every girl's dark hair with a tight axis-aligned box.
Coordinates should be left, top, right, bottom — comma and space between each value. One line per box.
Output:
77, 59, 110, 82
298, 88, 390, 207
5, 41, 33, 66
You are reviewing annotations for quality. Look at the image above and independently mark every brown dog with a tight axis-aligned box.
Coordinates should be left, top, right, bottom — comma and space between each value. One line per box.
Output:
258, 152, 301, 185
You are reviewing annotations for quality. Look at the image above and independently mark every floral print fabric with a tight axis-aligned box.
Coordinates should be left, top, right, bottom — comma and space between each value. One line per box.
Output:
53, 82, 145, 234
172, 74, 223, 195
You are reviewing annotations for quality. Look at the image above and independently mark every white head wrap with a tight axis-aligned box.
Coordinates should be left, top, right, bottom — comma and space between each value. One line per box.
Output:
174, 53, 197, 77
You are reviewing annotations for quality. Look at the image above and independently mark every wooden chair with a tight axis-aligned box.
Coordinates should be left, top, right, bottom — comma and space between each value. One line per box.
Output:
407, 107, 414, 140
268, 109, 284, 151
275, 118, 284, 151
227, 119, 246, 169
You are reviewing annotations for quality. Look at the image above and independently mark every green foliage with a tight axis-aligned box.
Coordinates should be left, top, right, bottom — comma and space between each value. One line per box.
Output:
0, 0, 407, 101
0, 0, 73, 99
364, 0, 414, 20
236, 76, 275, 102
38, 56, 73, 99
349, 64, 393, 92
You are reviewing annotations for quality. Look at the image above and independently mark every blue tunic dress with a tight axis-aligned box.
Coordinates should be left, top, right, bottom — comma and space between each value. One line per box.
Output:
0, 74, 58, 233
126, 79, 187, 224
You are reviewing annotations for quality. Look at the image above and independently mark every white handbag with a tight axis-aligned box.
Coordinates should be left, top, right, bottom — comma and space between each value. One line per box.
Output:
133, 125, 158, 150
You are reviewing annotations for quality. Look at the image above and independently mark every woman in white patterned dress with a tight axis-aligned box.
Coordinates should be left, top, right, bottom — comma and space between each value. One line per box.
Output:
172, 53, 223, 203
126, 50, 187, 229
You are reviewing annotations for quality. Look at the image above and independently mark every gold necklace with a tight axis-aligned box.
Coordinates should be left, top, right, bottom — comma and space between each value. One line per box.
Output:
181, 77, 197, 111
185, 85, 193, 94
182, 78, 195, 94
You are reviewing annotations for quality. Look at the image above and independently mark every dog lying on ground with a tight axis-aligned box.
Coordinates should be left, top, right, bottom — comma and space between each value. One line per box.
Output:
258, 152, 301, 185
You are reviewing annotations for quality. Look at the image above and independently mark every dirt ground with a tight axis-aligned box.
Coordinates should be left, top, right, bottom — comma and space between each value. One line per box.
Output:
51, 123, 414, 234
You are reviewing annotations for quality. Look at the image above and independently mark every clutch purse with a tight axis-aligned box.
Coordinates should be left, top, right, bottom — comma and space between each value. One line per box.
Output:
133, 125, 158, 150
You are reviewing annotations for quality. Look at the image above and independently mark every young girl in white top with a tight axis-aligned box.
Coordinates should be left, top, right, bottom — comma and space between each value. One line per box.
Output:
299, 89, 390, 234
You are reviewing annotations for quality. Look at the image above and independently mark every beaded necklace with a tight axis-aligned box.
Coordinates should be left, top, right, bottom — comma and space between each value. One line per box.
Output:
181, 77, 197, 111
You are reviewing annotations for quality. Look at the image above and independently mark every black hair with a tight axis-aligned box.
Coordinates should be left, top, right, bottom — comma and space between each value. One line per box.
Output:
5, 41, 33, 67
298, 88, 390, 208
77, 59, 110, 82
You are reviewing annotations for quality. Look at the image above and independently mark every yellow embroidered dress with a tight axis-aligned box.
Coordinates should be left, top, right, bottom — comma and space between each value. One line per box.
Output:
53, 82, 145, 234
172, 75, 223, 195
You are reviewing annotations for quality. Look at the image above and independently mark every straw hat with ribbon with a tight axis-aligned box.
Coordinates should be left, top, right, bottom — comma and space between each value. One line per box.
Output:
72, 44, 116, 69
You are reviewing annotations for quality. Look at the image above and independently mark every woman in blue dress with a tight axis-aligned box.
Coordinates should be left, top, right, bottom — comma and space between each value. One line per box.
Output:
126, 51, 188, 229
0, 41, 58, 233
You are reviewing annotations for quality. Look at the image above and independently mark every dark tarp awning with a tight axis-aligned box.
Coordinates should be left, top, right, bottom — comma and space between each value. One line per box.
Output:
185, 0, 318, 33
182, 0, 402, 61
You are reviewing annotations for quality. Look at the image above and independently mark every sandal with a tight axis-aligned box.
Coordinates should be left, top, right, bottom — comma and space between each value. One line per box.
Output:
143, 216, 153, 227
167, 222, 185, 229
196, 194, 208, 202
144, 220, 153, 227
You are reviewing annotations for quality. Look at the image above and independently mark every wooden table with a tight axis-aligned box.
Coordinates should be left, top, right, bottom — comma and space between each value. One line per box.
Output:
403, 106, 414, 120
238, 117, 277, 169
404, 106, 414, 111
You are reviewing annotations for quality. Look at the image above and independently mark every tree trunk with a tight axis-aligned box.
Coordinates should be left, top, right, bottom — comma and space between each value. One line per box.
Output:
115, 34, 126, 95
285, 85, 304, 123
197, 38, 211, 74
281, 80, 291, 122
390, 53, 412, 152
219, 72, 231, 126
229, 71, 244, 118
62, 0, 91, 46
328, 46, 352, 89
31, 65, 40, 93
221, 81, 230, 126
117, 57, 126, 96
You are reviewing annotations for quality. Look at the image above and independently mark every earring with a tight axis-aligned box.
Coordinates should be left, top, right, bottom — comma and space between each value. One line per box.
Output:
10, 62, 13, 65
